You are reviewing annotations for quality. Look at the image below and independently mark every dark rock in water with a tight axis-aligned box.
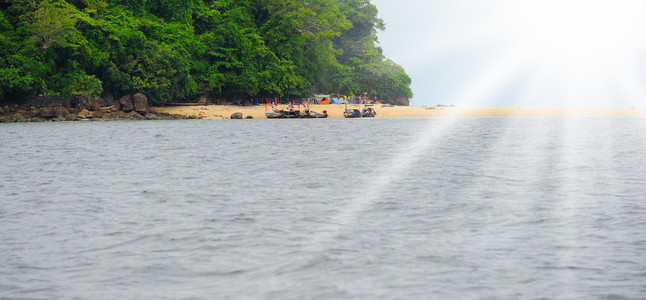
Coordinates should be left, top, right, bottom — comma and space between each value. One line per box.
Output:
32, 95, 63, 108
133, 93, 149, 113
245, 116, 253, 119
231, 112, 243, 119
30, 117, 48, 122
144, 113, 162, 120
145, 113, 180, 120
52, 113, 78, 122
119, 95, 134, 112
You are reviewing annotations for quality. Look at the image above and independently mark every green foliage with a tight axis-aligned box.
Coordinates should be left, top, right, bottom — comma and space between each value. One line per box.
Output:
61, 72, 103, 99
146, 0, 194, 24
0, 0, 412, 104
0, 10, 12, 32
0, 67, 34, 101
23, 0, 84, 50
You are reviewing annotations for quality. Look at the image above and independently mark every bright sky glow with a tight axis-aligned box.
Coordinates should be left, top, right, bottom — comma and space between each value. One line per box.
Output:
371, 0, 646, 107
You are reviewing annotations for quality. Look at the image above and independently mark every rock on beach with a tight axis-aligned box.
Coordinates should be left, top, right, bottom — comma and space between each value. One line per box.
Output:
119, 95, 134, 112
133, 93, 149, 113
0, 93, 182, 122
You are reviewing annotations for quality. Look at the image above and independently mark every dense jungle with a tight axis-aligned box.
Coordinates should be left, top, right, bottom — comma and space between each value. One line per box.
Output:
0, 0, 412, 105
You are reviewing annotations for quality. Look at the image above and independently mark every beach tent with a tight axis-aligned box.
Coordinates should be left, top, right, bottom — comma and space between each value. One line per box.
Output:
319, 98, 331, 105
330, 98, 350, 104
314, 94, 331, 101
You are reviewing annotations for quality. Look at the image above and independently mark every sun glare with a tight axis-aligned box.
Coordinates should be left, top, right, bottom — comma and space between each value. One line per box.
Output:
512, 0, 646, 65
375, 0, 646, 107
460, 0, 646, 107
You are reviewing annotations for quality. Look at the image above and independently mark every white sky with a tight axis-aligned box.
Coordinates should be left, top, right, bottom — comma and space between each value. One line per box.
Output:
371, 0, 646, 107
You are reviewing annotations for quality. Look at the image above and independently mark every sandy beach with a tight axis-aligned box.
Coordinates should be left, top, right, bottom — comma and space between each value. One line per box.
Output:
151, 104, 646, 119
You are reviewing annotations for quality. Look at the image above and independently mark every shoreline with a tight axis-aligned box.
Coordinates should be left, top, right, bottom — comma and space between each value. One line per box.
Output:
152, 104, 646, 120
2, 104, 646, 123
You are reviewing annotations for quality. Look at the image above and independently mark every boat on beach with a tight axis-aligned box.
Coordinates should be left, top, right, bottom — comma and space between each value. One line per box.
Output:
302, 110, 328, 118
265, 110, 293, 118
343, 108, 362, 118
343, 104, 376, 118
361, 105, 376, 117
265, 104, 327, 119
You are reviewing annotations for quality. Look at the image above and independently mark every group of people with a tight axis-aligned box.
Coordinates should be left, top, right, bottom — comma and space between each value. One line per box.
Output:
314, 95, 380, 105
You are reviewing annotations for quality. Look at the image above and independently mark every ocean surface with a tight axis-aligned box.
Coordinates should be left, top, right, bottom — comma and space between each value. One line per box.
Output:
1, 117, 646, 299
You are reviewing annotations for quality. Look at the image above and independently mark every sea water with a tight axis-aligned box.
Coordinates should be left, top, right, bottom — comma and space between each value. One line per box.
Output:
1, 117, 646, 299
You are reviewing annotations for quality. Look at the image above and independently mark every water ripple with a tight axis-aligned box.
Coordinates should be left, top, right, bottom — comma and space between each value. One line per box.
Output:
2, 118, 646, 299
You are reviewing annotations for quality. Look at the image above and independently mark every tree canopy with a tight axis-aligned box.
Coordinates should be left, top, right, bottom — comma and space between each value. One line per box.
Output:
0, 0, 412, 104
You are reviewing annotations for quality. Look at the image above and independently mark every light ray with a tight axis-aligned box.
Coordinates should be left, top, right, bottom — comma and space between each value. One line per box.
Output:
303, 118, 457, 251
302, 49, 534, 253
613, 61, 646, 109
376, 0, 646, 107
295, 0, 646, 275
449, 46, 528, 107
506, 0, 646, 107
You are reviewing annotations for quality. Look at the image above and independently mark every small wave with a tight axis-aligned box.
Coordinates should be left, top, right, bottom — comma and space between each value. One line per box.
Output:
231, 214, 256, 223
16, 286, 58, 296
197, 269, 246, 277
416, 255, 444, 263
597, 294, 637, 300
259, 227, 289, 234
326, 248, 360, 254
536, 265, 604, 272
104, 231, 130, 237
16, 264, 51, 271
273, 253, 334, 276
76, 234, 162, 254
232, 216, 256, 223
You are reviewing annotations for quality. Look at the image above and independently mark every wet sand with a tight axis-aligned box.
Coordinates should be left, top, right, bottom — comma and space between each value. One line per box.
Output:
151, 104, 646, 119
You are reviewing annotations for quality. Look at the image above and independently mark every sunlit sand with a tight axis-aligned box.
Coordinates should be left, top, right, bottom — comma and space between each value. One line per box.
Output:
152, 104, 646, 119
